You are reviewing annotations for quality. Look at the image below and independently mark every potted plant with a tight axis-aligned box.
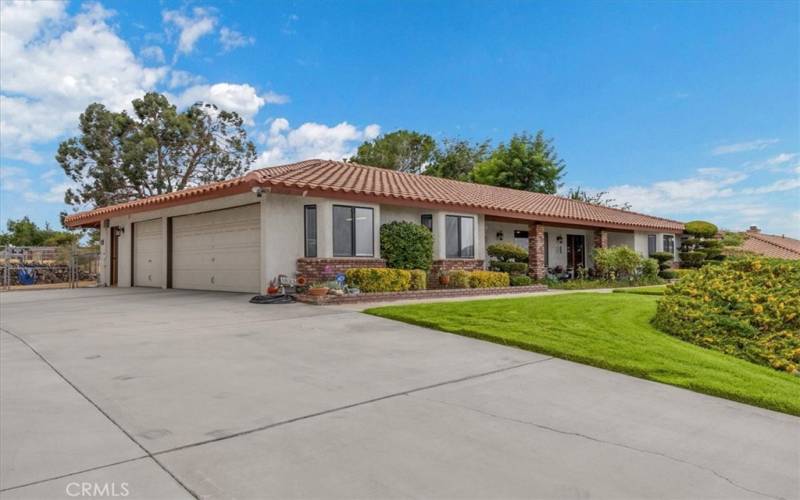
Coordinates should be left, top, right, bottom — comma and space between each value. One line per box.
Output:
438, 272, 450, 287
266, 278, 280, 295
308, 282, 330, 297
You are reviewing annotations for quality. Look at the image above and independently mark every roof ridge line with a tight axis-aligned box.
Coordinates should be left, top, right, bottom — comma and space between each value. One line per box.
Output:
747, 232, 800, 255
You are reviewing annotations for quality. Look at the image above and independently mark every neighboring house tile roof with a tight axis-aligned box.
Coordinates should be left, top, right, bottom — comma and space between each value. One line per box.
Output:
64, 159, 684, 232
740, 231, 800, 260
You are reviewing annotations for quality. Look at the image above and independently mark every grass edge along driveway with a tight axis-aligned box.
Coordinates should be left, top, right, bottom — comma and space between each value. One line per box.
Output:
366, 293, 800, 416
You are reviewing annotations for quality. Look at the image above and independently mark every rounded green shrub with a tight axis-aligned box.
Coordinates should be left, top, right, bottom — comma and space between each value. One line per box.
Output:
658, 269, 677, 280
653, 258, 800, 374
447, 270, 470, 289
679, 251, 707, 268
510, 275, 533, 286
487, 242, 528, 262
380, 221, 433, 270
684, 220, 718, 238
640, 258, 659, 279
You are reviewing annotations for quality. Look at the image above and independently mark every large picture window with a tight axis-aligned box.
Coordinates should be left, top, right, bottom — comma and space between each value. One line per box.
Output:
304, 205, 317, 257
445, 215, 474, 258
333, 205, 374, 257
663, 234, 675, 254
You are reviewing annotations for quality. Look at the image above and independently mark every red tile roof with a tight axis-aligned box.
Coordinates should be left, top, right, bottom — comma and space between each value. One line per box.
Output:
65, 159, 684, 232
740, 232, 800, 260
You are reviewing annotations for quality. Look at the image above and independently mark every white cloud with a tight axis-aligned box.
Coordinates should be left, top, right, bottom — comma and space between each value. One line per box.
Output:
262, 90, 290, 104
254, 118, 381, 167
162, 7, 217, 58
766, 153, 797, 165
172, 83, 268, 124
741, 178, 800, 195
0, 166, 32, 191
711, 138, 778, 155
140, 45, 165, 63
168, 70, 204, 89
23, 181, 73, 204
0, 2, 168, 161
219, 27, 254, 52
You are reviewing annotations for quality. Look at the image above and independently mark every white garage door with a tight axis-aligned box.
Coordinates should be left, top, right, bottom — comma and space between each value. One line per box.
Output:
171, 204, 261, 293
133, 219, 163, 287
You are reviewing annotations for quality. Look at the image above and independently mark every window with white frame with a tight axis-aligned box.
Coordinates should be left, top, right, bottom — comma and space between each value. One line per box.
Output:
445, 215, 474, 258
648, 235, 657, 256
333, 205, 374, 257
304, 205, 317, 257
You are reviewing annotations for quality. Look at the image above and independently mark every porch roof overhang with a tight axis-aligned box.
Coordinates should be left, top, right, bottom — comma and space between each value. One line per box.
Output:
64, 159, 685, 233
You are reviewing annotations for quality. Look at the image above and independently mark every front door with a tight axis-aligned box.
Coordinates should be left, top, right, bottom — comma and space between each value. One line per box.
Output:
110, 227, 120, 286
566, 234, 585, 271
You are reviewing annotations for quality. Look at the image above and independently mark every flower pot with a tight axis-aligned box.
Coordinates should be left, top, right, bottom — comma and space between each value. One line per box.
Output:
267, 286, 279, 295
438, 275, 450, 287
308, 287, 329, 297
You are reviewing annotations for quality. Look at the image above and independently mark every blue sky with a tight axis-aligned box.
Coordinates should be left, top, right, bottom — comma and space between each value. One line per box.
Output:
1, 0, 798, 236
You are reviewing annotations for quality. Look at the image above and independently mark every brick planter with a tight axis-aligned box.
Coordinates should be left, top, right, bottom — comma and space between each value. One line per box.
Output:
296, 258, 386, 282
296, 284, 547, 305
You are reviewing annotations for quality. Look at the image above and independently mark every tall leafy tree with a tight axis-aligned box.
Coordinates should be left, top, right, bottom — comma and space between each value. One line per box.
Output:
566, 187, 631, 210
0, 217, 78, 246
57, 92, 256, 209
350, 130, 436, 174
471, 131, 565, 193
424, 138, 491, 181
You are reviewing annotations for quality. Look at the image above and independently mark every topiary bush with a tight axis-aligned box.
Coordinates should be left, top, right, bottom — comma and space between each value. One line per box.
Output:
679, 251, 707, 268
468, 270, 510, 288
487, 242, 528, 262
658, 269, 677, 280
653, 258, 800, 374
510, 275, 533, 286
489, 261, 528, 274
650, 251, 674, 272
345, 268, 411, 293
409, 269, 427, 290
380, 221, 433, 270
684, 220, 718, 238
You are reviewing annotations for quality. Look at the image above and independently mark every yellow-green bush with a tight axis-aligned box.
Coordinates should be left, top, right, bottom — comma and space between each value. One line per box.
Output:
468, 270, 510, 288
448, 270, 470, 289
653, 258, 800, 374
345, 268, 411, 293
409, 269, 427, 290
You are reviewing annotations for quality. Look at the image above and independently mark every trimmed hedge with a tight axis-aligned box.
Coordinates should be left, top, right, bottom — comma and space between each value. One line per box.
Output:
448, 270, 471, 289
658, 269, 678, 280
510, 275, 533, 286
468, 270, 510, 288
684, 220, 718, 238
380, 221, 433, 271
409, 269, 427, 290
345, 268, 411, 293
489, 261, 528, 274
487, 242, 528, 262
653, 258, 800, 374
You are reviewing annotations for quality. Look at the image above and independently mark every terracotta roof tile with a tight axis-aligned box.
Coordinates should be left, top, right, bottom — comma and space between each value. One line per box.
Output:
65, 159, 684, 232
740, 232, 800, 260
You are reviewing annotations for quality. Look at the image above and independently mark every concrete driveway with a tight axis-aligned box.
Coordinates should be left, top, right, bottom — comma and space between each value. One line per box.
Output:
1, 288, 797, 500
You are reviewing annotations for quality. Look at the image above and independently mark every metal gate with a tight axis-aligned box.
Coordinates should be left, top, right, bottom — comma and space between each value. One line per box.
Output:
1, 244, 100, 291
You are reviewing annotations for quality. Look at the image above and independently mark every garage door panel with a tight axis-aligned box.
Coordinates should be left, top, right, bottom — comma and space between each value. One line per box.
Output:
133, 219, 163, 288
171, 205, 260, 293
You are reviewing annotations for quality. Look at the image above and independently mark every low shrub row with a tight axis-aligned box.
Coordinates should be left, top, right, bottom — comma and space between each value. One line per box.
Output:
345, 268, 427, 293
444, 270, 511, 289
653, 258, 800, 374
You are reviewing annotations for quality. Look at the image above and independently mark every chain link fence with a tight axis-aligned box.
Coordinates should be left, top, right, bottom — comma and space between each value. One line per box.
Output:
1, 245, 100, 291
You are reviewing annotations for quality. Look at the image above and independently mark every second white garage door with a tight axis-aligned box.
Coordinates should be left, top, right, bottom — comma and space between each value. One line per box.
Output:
133, 219, 163, 287
172, 204, 261, 293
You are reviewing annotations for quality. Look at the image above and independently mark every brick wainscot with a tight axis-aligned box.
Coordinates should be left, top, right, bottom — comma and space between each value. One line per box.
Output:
296, 258, 386, 283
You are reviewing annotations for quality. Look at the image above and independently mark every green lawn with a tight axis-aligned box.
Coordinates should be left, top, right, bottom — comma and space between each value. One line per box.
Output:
366, 293, 800, 415
611, 285, 667, 295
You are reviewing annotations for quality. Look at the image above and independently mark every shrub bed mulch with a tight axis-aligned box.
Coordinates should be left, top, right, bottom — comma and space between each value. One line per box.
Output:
296, 284, 547, 305
653, 258, 800, 375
